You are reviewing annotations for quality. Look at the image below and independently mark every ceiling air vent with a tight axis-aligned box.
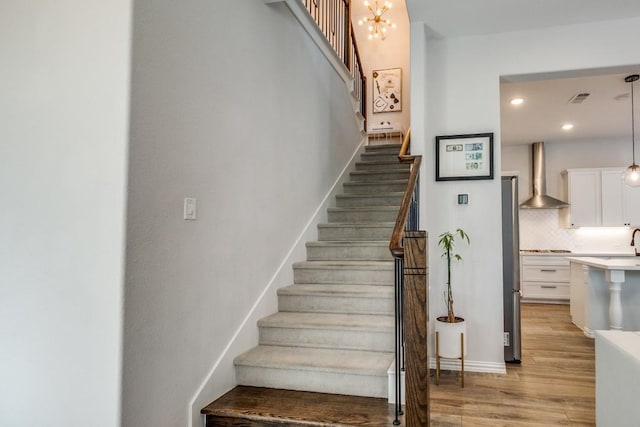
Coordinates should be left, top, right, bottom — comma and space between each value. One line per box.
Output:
569, 92, 590, 104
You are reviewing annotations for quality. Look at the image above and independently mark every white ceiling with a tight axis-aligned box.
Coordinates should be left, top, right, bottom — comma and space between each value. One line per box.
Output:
405, 0, 640, 39
501, 69, 640, 146
383, 0, 640, 146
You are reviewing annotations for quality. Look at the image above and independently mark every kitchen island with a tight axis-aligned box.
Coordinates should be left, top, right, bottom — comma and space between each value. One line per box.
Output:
595, 330, 640, 426
568, 257, 640, 337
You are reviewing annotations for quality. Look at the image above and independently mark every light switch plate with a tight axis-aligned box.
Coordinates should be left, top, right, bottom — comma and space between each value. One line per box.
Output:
458, 194, 469, 205
184, 197, 197, 220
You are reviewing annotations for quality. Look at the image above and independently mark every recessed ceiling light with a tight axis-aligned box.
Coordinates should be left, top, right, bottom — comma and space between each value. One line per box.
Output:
562, 123, 574, 131
510, 98, 524, 106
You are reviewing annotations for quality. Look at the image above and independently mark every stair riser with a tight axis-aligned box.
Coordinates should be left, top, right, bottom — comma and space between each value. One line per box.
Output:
355, 162, 409, 171
293, 268, 394, 285
327, 209, 398, 223
336, 195, 402, 207
278, 294, 393, 315
259, 326, 393, 352
349, 171, 410, 182
235, 366, 387, 399
307, 245, 392, 261
360, 153, 401, 162
365, 145, 401, 154
343, 182, 408, 194
317, 226, 393, 241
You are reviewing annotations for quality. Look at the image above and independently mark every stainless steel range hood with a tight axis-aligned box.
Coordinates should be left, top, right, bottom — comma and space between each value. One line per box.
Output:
519, 142, 569, 209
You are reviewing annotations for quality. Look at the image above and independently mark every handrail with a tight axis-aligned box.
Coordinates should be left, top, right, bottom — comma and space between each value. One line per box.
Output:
389, 129, 421, 257
350, 22, 367, 128
399, 128, 411, 158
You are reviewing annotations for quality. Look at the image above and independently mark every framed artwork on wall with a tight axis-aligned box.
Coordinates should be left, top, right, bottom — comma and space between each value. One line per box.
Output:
372, 68, 402, 113
435, 133, 494, 181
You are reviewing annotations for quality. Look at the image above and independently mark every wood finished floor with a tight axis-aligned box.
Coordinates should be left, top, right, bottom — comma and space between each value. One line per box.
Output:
431, 303, 595, 426
202, 303, 595, 426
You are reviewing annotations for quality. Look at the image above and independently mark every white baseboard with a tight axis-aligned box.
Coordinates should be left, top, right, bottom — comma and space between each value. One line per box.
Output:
387, 359, 405, 404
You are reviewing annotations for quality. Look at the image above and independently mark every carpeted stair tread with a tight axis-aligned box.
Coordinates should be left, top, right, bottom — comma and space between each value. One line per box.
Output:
364, 143, 402, 153
317, 222, 395, 228
293, 260, 394, 269
278, 283, 393, 298
258, 312, 393, 332
277, 284, 394, 315
234, 345, 393, 376
305, 240, 392, 261
335, 192, 403, 207
327, 206, 400, 223
306, 240, 389, 247
355, 160, 410, 170
344, 179, 409, 187
327, 206, 400, 213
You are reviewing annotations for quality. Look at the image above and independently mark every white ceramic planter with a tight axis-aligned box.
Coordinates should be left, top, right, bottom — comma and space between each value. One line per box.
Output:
435, 317, 467, 359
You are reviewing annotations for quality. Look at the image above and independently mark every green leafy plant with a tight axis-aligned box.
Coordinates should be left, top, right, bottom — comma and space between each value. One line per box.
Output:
438, 228, 470, 323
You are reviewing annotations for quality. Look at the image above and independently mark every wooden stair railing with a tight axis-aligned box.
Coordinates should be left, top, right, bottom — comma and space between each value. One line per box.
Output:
390, 129, 421, 257
349, 22, 366, 129
388, 129, 429, 426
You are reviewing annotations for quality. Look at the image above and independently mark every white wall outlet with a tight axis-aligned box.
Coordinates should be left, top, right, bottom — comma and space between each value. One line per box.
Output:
183, 197, 197, 220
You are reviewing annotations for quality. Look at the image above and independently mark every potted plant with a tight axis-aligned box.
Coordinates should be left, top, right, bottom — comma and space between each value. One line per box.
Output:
435, 228, 470, 378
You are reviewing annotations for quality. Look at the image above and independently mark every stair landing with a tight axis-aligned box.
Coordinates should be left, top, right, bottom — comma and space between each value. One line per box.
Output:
201, 386, 402, 427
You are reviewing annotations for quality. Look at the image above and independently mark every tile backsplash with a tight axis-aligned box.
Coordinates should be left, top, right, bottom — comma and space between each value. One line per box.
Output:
519, 209, 635, 253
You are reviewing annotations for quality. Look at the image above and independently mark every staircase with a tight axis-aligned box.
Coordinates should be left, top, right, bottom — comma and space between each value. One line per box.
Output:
233, 143, 408, 399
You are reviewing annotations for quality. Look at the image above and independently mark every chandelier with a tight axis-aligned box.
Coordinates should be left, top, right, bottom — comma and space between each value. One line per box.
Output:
358, 1, 396, 40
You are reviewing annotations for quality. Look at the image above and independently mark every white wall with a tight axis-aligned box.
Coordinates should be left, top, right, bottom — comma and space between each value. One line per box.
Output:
352, 5, 411, 132
122, 1, 362, 426
0, 1, 131, 426
410, 17, 640, 369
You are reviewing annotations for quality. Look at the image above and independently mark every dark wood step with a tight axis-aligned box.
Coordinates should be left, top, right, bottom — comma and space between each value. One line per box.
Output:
202, 386, 402, 426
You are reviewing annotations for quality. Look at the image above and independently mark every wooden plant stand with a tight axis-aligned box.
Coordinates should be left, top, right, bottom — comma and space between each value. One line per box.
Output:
435, 331, 465, 388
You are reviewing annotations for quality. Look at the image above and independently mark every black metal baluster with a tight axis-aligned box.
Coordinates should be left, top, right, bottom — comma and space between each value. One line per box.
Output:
394, 256, 402, 424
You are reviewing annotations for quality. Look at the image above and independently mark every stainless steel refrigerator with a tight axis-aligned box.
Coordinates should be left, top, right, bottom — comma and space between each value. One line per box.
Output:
502, 176, 522, 363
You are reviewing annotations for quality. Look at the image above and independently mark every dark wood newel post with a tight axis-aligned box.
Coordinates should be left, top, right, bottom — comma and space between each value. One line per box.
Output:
404, 231, 429, 426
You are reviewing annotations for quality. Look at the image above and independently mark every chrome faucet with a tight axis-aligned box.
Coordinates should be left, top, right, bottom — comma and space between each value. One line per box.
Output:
632, 228, 640, 256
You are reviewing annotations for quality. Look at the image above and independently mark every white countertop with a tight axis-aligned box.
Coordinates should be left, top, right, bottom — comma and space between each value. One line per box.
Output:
596, 330, 640, 358
567, 256, 640, 270
521, 251, 637, 257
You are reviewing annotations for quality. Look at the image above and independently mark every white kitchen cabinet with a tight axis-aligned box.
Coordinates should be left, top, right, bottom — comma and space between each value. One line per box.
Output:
563, 169, 601, 227
601, 169, 625, 226
562, 168, 640, 227
520, 255, 570, 302
569, 261, 588, 332
623, 183, 640, 226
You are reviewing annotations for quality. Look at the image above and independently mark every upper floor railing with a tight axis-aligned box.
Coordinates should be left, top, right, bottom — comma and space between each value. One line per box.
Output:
300, 0, 366, 123
301, 0, 350, 65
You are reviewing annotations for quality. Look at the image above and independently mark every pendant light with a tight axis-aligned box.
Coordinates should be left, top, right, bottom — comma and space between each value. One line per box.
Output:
623, 74, 640, 187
